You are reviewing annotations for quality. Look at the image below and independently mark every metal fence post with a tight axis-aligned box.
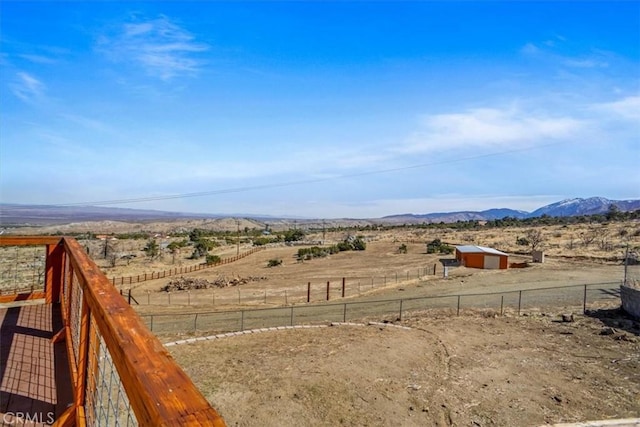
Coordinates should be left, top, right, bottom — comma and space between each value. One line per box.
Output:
399, 299, 403, 321
500, 295, 504, 316
343, 303, 347, 322
457, 295, 461, 316
583, 284, 587, 314
241, 310, 244, 331
194, 313, 198, 331
290, 306, 294, 326
518, 290, 522, 316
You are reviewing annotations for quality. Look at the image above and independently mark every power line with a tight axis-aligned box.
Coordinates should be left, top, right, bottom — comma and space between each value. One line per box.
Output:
3, 142, 560, 209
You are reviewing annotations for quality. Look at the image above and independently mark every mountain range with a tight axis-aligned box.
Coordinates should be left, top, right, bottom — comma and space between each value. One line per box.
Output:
382, 197, 640, 223
0, 197, 638, 226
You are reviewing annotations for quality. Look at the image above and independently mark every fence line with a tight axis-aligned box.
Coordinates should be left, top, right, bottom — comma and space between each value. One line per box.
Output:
108, 246, 265, 287
126, 265, 450, 307
140, 281, 621, 334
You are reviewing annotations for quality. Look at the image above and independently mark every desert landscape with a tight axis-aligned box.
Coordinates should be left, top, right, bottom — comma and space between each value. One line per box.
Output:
1, 215, 639, 425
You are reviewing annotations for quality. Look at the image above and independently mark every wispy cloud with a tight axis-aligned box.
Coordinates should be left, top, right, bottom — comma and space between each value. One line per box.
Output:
590, 95, 640, 122
98, 15, 209, 81
18, 54, 58, 64
521, 40, 610, 69
403, 107, 582, 153
10, 72, 46, 103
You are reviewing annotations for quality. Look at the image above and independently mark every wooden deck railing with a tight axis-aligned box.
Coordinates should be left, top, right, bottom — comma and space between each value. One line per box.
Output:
0, 236, 226, 427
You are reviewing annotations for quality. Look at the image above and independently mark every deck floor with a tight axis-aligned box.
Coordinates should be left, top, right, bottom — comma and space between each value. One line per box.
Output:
0, 303, 73, 426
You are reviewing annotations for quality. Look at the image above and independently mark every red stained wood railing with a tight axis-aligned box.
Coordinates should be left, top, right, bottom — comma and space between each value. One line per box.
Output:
0, 236, 226, 427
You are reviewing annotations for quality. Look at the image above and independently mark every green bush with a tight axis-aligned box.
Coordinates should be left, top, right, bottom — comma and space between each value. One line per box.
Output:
426, 239, 452, 254
267, 259, 283, 267
205, 254, 221, 265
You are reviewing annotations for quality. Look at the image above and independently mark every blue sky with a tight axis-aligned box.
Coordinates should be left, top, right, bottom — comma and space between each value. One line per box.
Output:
1, 1, 639, 218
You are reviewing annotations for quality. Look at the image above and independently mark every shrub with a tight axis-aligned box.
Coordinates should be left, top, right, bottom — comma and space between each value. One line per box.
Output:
516, 237, 530, 246
205, 254, 221, 265
267, 259, 283, 267
398, 244, 408, 254
426, 239, 453, 254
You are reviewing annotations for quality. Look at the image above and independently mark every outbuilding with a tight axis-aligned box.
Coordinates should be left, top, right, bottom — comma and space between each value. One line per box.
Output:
455, 245, 508, 269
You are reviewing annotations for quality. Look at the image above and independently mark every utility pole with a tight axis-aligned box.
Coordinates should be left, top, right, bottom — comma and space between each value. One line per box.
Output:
322, 220, 326, 245
624, 243, 629, 285
236, 219, 240, 256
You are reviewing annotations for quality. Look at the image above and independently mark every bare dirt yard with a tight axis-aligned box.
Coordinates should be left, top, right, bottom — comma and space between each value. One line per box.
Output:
166, 308, 640, 427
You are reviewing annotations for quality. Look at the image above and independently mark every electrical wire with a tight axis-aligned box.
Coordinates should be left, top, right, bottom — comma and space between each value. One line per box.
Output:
1, 142, 560, 209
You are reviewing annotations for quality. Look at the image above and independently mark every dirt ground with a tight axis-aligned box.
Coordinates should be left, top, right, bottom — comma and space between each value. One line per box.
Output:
129, 241, 627, 315
166, 308, 640, 427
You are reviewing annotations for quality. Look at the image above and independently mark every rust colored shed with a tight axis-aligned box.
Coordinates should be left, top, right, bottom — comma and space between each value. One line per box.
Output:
455, 245, 508, 269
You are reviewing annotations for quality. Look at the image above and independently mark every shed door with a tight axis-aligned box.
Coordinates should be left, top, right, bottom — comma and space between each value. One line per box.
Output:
483, 255, 500, 269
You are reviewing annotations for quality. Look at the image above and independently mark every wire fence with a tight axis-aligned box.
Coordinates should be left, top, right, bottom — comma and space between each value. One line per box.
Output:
124, 267, 445, 307
140, 282, 621, 334
107, 247, 265, 287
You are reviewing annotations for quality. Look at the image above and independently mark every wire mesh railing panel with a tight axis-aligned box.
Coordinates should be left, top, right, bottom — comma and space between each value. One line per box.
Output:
85, 317, 138, 427
0, 245, 46, 293
70, 271, 83, 365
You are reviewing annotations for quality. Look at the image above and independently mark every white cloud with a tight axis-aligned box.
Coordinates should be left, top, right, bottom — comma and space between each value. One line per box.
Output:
521, 39, 611, 69
590, 96, 640, 122
18, 54, 58, 64
403, 107, 583, 153
98, 15, 208, 81
10, 72, 45, 103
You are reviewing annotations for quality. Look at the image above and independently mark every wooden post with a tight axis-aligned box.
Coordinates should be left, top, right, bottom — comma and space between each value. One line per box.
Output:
307, 282, 311, 303
45, 241, 65, 304
457, 295, 461, 316
326, 281, 330, 301
500, 295, 504, 316
341, 278, 345, 298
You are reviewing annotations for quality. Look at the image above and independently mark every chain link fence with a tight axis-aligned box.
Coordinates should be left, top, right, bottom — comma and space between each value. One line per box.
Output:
141, 282, 620, 334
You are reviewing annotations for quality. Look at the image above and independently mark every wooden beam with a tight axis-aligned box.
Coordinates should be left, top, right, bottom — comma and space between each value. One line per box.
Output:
0, 291, 45, 303
46, 242, 65, 304
0, 236, 62, 246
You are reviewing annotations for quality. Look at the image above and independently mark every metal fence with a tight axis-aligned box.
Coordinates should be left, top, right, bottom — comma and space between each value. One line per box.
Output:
0, 244, 46, 293
141, 281, 621, 334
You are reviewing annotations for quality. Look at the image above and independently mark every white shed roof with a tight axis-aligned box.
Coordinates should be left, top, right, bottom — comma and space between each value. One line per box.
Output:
455, 245, 508, 256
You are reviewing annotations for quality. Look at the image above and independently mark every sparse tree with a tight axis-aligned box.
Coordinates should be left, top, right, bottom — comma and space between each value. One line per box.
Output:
579, 228, 598, 247
525, 229, 544, 251
143, 239, 160, 259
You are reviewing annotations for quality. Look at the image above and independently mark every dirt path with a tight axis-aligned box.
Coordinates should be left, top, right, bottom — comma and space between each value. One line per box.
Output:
167, 310, 640, 426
